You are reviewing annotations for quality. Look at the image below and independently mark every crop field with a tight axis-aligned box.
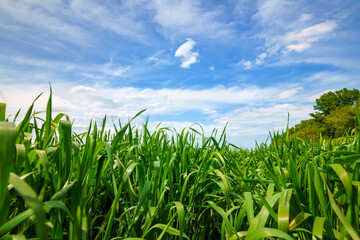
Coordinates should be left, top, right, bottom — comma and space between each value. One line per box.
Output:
0, 92, 359, 240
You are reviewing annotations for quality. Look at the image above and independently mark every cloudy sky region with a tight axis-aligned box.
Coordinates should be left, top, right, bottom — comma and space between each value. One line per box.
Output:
0, 0, 359, 148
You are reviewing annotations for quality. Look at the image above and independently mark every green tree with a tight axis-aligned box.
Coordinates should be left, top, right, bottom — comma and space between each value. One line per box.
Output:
287, 88, 360, 141
310, 88, 360, 120
289, 119, 325, 141
325, 104, 359, 137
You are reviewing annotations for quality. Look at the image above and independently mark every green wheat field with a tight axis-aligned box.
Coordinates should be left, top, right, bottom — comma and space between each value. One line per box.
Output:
0, 91, 359, 240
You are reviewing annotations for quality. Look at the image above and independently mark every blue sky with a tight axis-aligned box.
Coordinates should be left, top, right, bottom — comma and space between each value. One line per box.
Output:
0, 0, 359, 147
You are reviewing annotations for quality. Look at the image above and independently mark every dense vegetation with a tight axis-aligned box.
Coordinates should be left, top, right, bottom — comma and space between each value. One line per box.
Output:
288, 88, 360, 141
0, 91, 359, 239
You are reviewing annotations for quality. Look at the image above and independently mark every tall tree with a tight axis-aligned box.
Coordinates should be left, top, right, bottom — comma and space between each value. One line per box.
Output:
311, 88, 360, 118
291, 88, 360, 140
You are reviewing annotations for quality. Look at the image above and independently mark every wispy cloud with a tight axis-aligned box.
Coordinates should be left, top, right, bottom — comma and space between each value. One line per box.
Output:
283, 20, 337, 53
0, 0, 157, 52
237, 0, 339, 69
151, 0, 234, 39
175, 39, 199, 69
299, 13, 313, 22
255, 53, 267, 65
278, 87, 303, 99
240, 20, 337, 68
253, 0, 297, 30
0, 55, 131, 78
214, 103, 313, 138
0, 82, 314, 147
69, 0, 150, 42
304, 71, 360, 86
238, 60, 253, 70
0, 0, 89, 46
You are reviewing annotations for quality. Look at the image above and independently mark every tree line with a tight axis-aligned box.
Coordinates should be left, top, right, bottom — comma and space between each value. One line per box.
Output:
288, 88, 360, 141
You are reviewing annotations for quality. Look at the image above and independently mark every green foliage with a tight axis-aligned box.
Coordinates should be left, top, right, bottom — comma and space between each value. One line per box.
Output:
325, 104, 359, 137
292, 88, 360, 140
288, 119, 325, 141
0, 92, 360, 239
312, 88, 360, 117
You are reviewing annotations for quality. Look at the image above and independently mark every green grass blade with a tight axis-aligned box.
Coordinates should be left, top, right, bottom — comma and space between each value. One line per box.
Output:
278, 189, 292, 232
245, 227, 294, 240
9, 173, 47, 240
248, 192, 281, 232
15, 93, 42, 143
122, 238, 146, 240
0, 103, 5, 121
328, 164, 353, 201
134, 180, 151, 217
149, 223, 190, 240
35, 150, 49, 172
229, 231, 247, 240
174, 202, 185, 240
14, 144, 26, 174
51, 181, 75, 201
289, 212, 312, 231
244, 192, 254, 226
43, 200, 73, 221
214, 169, 231, 204
208, 201, 241, 239
312, 216, 325, 240
0, 122, 16, 224
103, 162, 138, 240
44, 87, 52, 144
313, 166, 328, 220
0, 209, 34, 237
327, 188, 359, 239
59, 120, 72, 185
131, 109, 146, 121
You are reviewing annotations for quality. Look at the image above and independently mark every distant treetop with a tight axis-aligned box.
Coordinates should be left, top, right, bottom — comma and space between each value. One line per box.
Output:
313, 88, 360, 116
290, 88, 360, 140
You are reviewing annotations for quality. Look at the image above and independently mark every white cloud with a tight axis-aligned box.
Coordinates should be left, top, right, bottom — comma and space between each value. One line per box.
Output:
69, 0, 148, 41
0, 0, 154, 50
277, 55, 360, 71
242, 19, 338, 67
148, 56, 159, 62
283, 21, 337, 53
0, 0, 235, 44
214, 103, 313, 137
146, 50, 174, 67
202, 108, 217, 115
278, 87, 302, 99
0, 55, 130, 78
284, 21, 337, 43
151, 0, 234, 39
175, 39, 199, 69
0, 81, 316, 148
0, 82, 306, 120
0, 0, 89, 45
100, 62, 131, 77
254, 0, 296, 29
300, 13, 313, 22
286, 43, 311, 52
255, 52, 267, 65
303, 71, 360, 85
244, 0, 340, 67
209, 66, 214, 71
238, 60, 253, 70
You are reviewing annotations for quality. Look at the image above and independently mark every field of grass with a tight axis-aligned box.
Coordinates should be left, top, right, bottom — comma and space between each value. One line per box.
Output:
0, 92, 359, 240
